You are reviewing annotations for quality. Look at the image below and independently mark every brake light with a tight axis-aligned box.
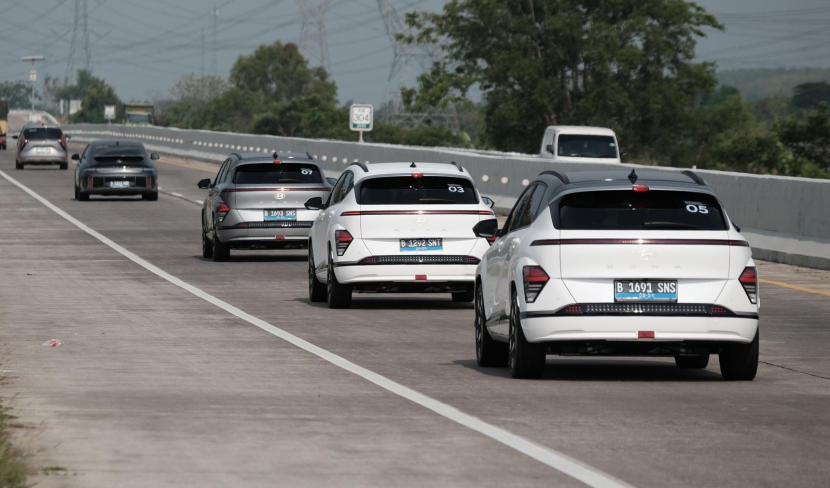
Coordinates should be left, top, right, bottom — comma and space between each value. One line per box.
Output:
522, 265, 549, 303
632, 183, 649, 192
739, 266, 757, 304
335, 229, 353, 256
21, 138, 28, 149
411, 172, 423, 179
273, 159, 282, 165
216, 202, 231, 222
59, 134, 67, 151
486, 235, 497, 245
86, 175, 93, 189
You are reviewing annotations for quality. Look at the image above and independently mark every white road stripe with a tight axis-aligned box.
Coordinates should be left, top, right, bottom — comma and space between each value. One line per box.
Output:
0, 169, 632, 488
170, 192, 184, 197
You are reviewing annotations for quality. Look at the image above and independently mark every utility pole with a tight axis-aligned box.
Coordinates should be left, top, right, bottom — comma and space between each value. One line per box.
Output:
82, 0, 91, 71
22, 56, 46, 116
297, 0, 332, 70
65, 0, 80, 83
212, 2, 218, 76
201, 28, 206, 77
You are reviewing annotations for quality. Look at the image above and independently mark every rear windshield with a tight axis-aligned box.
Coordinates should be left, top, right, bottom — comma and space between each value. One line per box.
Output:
91, 146, 148, 166
358, 176, 478, 205
558, 134, 617, 158
233, 162, 322, 184
557, 190, 727, 230
23, 128, 62, 140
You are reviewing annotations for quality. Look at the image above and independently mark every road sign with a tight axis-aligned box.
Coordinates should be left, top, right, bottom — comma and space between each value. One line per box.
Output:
104, 105, 116, 122
350, 104, 373, 142
29, 69, 37, 82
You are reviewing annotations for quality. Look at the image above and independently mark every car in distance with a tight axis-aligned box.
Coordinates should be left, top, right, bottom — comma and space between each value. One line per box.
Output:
473, 169, 759, 380
73, 140, 160, 201
198, 152, 332, 261
13, 123, 69, 169
306, 161, 496, 308
539, 125, 621, 163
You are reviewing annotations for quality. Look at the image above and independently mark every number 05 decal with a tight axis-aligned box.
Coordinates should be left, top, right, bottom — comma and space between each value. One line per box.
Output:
686, 203, 709, 214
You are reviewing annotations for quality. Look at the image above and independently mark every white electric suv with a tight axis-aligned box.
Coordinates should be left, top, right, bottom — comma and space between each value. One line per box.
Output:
472, 169, 759, 380
306, 161, 496, 308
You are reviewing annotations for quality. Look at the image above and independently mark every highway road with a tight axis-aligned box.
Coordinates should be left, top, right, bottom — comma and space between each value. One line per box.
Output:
1, 149, 829, 487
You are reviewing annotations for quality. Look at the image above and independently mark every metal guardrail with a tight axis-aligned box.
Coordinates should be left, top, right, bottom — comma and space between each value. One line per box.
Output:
66, 123, 830, 269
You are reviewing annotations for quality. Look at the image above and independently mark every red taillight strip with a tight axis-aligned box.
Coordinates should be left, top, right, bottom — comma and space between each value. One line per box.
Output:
224, 187, 331, 192
341, 210, 494, 216
530, 238, 749, 247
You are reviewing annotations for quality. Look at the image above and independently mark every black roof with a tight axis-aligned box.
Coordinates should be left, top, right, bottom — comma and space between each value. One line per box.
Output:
89, 139, 145, 149
535, 168, 711, 193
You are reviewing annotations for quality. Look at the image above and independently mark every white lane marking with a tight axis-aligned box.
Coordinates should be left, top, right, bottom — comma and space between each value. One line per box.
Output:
171, 192, 184, 197
0, 169, 631, 488
192, 199, 203, 205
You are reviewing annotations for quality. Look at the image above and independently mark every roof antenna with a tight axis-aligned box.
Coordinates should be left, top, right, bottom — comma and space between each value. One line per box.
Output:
627, 169, 638, 184
409, 162, 417, 168
272, 151, 279, 160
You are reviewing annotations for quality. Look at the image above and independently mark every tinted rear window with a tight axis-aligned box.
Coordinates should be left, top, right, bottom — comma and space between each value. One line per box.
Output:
558, 135, 617, 158
557, 190, 727, 230
23, 128, 62, 140
91, 146, 148, 166
233, 163, 322, 184
358, 176, 477, 205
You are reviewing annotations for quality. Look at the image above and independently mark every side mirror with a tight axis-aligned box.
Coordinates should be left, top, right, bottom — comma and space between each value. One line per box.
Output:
65, 134, 72, 140
326, 177, 338, 187
473, 219, 499, 239
545, 144, 554, 155
305, 196, 324, 210
150, 152, 160, 160
197, 178, 212, 189
71, 153, 80, 160
481, 196, 495, 209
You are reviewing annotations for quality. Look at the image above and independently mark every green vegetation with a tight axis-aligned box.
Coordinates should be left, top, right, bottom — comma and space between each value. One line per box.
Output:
0, 407, 27, 488
0, 81, 33, 109
55, 70, 122, 123
717, 68, 830, 102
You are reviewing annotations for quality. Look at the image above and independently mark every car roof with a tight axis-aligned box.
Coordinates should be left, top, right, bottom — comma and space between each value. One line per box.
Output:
535, 168, 713, 194
546, 126, 616, 136
22, 123, 62, 130
230, 151, 316, 165
89, 139, 145, 150
347, 162, 471, 180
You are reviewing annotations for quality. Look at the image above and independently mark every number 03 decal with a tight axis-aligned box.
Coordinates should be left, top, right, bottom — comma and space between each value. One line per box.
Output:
686, 203, 709, 214
448, 185, 465, 193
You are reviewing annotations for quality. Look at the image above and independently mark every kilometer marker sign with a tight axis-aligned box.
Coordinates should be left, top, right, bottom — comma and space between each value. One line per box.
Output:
350, 104, 373, 143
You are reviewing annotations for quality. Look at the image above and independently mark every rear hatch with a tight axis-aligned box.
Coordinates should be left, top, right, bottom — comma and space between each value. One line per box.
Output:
555, 188, 731, 303
21, 127, 65, 156
227, 161, 330, 223
356, 175, 491, 256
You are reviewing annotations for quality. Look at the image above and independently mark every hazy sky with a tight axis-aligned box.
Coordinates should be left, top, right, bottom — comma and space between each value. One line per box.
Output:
1, 0, 829, 105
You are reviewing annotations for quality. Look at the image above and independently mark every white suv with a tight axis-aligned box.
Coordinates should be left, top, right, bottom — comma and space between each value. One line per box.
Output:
473, 169, 759, 380
306, 162, 495, 308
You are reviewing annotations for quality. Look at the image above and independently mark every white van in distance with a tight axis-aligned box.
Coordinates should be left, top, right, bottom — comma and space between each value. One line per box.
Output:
539, 126, 621, 164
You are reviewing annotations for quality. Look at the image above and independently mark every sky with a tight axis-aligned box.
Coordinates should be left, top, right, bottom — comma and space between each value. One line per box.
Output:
1, 0, 829, 105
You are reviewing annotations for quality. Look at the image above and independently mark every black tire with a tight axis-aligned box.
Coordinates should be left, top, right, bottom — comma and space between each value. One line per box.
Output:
675, 353, 710, 369
452, 287, 475, 303
508, 290, 546, 379
212, 234, 230, 261
308, 246, 327, 302
475, 281, 508, 367
78, 191, 89, 201
201, 226, 213, 259
74, 185, 79, 200
15, 161, 23, 170
720, 332, 759, 381
326, 252, 352, 308
60, 163, 68, 170
142, 192, 158, 201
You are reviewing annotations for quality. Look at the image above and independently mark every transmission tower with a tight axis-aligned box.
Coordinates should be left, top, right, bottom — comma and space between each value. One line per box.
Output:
297, 0, 332, 70
64, 0, 91, 83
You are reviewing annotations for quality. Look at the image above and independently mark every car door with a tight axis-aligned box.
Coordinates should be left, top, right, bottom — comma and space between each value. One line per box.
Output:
205, 159, 230, 236
313, 171, 351, 272
500, 184, 542, 310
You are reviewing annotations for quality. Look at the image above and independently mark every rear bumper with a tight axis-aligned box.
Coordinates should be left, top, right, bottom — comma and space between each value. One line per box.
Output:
217, 224, 312, 247
87, 188, 153, 196
333, 263, 477, 285
19, 156, 67, 164
520, 315, 758, 344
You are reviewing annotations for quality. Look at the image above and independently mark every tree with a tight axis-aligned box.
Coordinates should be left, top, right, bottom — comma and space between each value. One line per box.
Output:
400, 0, 722, 155
792, 82, 830, 111
55, 70, 121, 123
776, 104, 830, 174
0, 81, 33, 108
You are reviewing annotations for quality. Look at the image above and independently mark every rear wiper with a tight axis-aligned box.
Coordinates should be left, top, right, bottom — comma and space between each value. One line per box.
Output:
642, 221, 699, 230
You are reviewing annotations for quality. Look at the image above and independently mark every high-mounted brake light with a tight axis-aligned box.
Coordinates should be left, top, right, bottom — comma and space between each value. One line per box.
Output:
739, 266, 758, 304
273, 159, 282, 165
411, 172, 423, 179
335, 229, 353, 256
632, 183, 649, 192
522, 265, 549, 303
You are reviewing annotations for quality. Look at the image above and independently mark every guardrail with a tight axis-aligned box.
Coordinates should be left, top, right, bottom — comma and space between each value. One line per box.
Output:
66, 123, 830, 270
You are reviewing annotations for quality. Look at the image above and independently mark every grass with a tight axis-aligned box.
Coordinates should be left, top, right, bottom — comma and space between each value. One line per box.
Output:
0, 406, 27, 488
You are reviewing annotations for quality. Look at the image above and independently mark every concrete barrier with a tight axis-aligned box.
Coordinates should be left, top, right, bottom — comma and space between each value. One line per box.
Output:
66, 123, 830, 270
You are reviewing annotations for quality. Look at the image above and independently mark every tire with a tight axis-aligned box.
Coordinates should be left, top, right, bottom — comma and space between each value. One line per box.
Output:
475, 281, 507, 367
15, 161, 23, 170
508, 290, 546, 379
452, 287, 475, 303
74, 185, 79, 200
326, 253, 352, 308
719, 332, 759, 381
212, 234, 230, 262
308, 245, 327, 302
201, 226, 213, 259
60, 163, 68, 170
78, 191, 89, 201
142, 192, 158, 201
675, 353, 710, 369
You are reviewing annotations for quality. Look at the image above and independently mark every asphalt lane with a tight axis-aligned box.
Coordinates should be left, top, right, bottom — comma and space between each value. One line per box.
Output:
2, 151, 829, 487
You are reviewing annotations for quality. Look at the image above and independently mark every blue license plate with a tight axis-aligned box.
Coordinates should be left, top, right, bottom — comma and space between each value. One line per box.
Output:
400, 238, 443, 252
263, 209, 297, 221
614, 280, 677, 302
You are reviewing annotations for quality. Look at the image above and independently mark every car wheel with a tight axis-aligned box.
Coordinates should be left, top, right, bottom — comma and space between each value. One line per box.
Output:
202, 226, 213, 259
212, 234, 230, 262
452, 286, 475, 303
308, 245, 327, 302
675, 353, 710, 369
475, 282, 507, 367
508, 289, 546, 379
142, 192, 158, 201
719, 331, 759, 381
326, 253, 352, 308
15, 161, 23, 170
74, 185, 79, 200
78, 191, 90, 201
60, 163, 68, 170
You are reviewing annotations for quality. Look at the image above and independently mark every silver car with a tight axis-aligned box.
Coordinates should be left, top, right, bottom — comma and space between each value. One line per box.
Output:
14, 123, 69, 170
198, 152, 333, 261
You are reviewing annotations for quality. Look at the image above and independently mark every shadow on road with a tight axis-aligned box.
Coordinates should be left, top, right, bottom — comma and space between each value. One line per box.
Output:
292, 296, 474, 311
454, 358, 724, 381
195, 253, 308, 263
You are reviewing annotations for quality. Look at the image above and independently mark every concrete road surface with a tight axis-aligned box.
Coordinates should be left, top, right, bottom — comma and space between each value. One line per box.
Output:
1, 149, 829, 487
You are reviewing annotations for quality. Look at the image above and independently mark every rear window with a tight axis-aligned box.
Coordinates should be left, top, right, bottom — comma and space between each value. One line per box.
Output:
233, 162, 322, 184
23, 128, 62, 140
358, 176, 478, 205
558, 134, 617, 158
91, 146, 148, 166
557, 190, 727, 230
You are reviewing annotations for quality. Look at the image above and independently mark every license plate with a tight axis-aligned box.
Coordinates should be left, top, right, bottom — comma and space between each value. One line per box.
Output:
33, 147, 50, 155
263, 209, 297, 221
109, 180, 130, 189
614, 280, 677, 302
400, 238, 443, 252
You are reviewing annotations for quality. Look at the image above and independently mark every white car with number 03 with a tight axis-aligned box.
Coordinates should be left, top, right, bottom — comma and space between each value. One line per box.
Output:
305, 162, 496, 308
472, 169, 760, 380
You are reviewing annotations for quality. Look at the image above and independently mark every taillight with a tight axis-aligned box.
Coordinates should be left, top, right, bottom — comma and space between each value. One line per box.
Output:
59, 135, 67, 151
485, 235, 497, 245
335, 229, 353, 256
739, 266, 757, 304
146, 176, 153, 189
216, 202, 231, 222
522, 265, 549, 303
21, 138, 28, 149
86, 176, 93, 189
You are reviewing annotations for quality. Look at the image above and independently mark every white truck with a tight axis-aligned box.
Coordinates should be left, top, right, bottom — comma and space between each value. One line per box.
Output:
539, 125, 621, 163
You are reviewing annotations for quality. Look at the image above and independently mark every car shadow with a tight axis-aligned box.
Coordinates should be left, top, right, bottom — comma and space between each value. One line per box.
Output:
195, 253, 308, 263
454, 358, 724, 381
291, 296, 474, 310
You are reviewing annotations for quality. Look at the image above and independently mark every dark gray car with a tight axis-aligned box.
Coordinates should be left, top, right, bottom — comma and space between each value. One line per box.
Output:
198, 152, 333, 261
14, 124, 69, 170
73, 140, 160, 201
